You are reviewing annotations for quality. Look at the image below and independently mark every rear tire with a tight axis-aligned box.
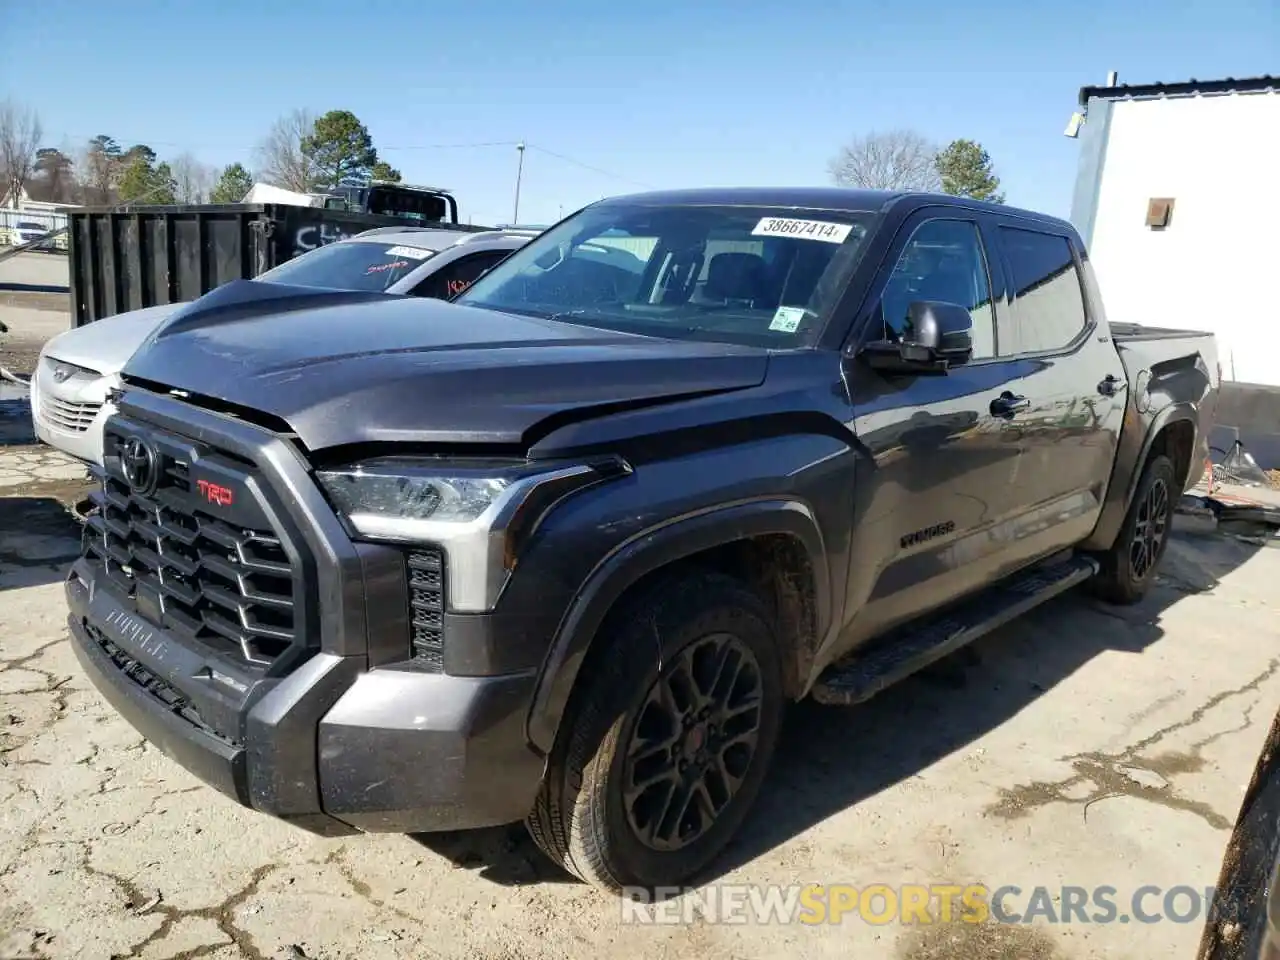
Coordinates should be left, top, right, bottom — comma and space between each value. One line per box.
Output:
1091, 454, 1176, 604
526, 571, 784, 893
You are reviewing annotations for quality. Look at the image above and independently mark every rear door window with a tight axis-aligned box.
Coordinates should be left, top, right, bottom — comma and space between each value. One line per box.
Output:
411, 250, 513, 300
998, 227, 1088, 354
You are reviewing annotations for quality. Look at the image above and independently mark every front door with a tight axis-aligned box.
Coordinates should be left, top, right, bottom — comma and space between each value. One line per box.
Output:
840, 211, 1033, 651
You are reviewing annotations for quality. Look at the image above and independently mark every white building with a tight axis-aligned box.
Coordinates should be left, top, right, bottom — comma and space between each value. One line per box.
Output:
1069, 74, 1280, 387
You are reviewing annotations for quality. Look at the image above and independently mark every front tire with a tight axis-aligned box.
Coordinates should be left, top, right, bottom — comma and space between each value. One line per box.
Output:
1091, 453, 1176, 604
527, 571, 785, 893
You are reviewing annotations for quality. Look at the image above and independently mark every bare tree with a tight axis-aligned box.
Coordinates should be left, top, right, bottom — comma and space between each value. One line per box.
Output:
254, 109, 317, 192
828, 130, 942, 191
0, 99, 43, 205
170, 152, 216, 203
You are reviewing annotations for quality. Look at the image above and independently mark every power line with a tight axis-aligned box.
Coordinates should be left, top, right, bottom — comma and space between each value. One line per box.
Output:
56, 135, 523, 152
524, 143, 655, 189
385, 140, 520, 150
52, 134, 653, 188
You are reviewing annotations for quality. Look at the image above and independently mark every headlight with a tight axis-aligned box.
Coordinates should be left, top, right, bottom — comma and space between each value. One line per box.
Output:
315, 457, 629, 611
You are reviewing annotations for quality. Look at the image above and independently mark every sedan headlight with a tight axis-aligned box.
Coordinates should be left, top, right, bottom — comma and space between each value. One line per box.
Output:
315, 457, 628, 611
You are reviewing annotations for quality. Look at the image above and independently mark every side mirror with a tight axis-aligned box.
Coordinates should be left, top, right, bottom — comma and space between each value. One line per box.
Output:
860, 300, 975, 374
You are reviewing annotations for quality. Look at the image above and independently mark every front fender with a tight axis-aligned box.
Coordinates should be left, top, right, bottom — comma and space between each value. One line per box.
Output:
525, 497, 834, 753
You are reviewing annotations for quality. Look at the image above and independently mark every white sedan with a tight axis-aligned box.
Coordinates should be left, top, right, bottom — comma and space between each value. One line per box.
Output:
31, 227, 532, 465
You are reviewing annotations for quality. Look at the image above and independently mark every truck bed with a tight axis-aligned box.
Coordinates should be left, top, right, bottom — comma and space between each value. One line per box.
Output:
1106, 320, 1221, 504
1110, 321, 1216, 342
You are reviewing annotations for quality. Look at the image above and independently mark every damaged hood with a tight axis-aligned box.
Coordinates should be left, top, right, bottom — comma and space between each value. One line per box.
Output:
42, 302, 187, 375
122, 280, 770, 451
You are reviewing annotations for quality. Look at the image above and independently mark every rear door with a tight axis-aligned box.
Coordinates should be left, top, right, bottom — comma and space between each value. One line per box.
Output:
982, 217, 1126, 562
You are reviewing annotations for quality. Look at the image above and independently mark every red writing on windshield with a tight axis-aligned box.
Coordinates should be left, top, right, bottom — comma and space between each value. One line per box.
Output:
447, 279, 473, 296
365, 260, 410, 275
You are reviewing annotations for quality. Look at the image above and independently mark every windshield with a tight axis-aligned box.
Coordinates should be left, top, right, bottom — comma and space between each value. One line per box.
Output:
256, 240, 436, 292
455, 202, 876, 347
17, 222, 46, 231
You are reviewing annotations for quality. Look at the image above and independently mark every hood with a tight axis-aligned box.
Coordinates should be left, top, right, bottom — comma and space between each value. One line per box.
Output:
42, 303, 187, 375
122, 287, 770, 452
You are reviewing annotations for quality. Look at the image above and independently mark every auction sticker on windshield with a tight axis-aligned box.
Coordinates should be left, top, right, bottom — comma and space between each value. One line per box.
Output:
383, 245, 432, 260
752, 217, 852, 244
769, 306, 807, 332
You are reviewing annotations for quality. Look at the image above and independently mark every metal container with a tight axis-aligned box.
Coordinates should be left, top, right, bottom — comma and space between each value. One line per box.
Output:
67, 203, 486, 327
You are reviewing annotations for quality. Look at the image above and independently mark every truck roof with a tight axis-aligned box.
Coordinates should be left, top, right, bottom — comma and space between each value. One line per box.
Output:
350, 227, 536, 250
599, 186, 1078, 236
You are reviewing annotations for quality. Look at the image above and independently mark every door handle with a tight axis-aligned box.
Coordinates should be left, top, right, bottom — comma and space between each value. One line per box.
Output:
1098, 374, 1128, 397
990, 392, 1030, 418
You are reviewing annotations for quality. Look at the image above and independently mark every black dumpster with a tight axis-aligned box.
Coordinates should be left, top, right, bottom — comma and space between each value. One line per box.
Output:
67, 203, 488, 327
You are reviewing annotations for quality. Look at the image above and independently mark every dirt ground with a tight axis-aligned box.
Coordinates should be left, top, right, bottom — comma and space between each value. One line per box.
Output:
1, 293, 69, 379
2, 298, 1279, 959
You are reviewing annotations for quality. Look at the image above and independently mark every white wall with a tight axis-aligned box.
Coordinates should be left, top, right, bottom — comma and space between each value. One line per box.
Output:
1088, 91, 1280, 386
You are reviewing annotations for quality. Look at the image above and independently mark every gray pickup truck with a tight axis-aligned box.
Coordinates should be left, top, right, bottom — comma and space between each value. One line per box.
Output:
69, 187, 1219, 893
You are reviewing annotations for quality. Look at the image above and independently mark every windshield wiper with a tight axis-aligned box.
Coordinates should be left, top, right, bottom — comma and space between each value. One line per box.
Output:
544, 309, 592, 323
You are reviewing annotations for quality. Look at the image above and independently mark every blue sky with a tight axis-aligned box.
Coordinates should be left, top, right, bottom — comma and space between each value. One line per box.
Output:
3, 0, 1276, 226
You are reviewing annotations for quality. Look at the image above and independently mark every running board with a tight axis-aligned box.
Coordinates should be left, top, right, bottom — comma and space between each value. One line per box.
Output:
811, 553, 1100, 706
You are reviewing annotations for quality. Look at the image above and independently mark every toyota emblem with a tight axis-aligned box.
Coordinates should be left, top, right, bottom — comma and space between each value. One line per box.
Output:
51, 364, 75, 383
120, 437, 158, 494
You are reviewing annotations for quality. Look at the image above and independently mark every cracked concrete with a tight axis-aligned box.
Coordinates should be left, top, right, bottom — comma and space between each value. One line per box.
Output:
986, 657, 1280, 831
1, 438, 1278, 958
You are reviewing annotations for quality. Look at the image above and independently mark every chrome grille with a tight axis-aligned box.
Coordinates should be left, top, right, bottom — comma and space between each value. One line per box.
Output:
85, 431, 302, 669
40, 394, 103, 432
408, 548, 445, 671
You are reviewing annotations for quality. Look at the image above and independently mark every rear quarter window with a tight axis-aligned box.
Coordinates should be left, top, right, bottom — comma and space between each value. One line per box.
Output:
999, 227, 1088, 354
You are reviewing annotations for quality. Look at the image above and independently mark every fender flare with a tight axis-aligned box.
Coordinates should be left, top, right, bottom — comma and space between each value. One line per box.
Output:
1128, 401, 1199, 501
525, 497, 833, 753
1089, 401, 1200, 551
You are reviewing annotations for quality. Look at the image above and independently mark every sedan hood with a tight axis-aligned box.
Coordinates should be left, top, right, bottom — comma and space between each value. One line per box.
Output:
42, 302, 187, 375
123, 283, 770, 451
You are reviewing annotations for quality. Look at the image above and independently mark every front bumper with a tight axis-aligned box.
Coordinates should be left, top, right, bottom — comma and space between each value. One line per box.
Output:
66, 389, 548, 835
30, 362, 114, 466
68, 562, 545, 834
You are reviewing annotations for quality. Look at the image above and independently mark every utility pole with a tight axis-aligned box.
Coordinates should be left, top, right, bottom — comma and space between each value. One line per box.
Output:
512, 141, 526, 224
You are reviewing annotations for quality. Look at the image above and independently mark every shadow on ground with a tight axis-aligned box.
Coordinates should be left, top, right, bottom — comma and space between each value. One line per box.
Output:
0, 390, 34, 448
710, 526, 1268, 881
0, 495, 82, 591
0, 282, 69, 294
412, 822, 577, 887
423, 526, 1269, 897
